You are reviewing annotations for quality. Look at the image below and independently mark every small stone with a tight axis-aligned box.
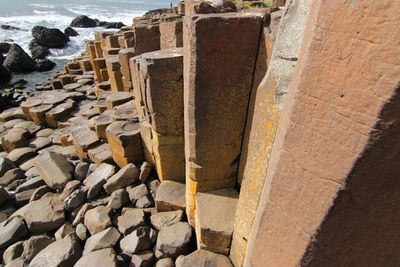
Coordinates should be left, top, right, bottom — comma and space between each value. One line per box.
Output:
0, 168, 25, 188
7, 147, 36, 166
136, 195, 154, 208
76, 223, 88, 241
60, 180, 81, 200
155, 222, 192, 259
63, 188, 86, 211
128, 184, 149, 205
155, 258, 175, 267
155, 181, 185, 212
72, 203, 94, 226
54, 222, 75, 240
103, 163, 139, 194
0, 216, 28, 249
74, 248, 118, 267
29, 185, 51, 202
83, 227, 121, 254
34, 151, 74, 190
120, 226, 157, 254
150, 210, 184, 231
130, 250, 155, 267
115, 208, 146, 235
29, 235, 82, 267
74, 161, 89, 181
175, 250, 233, 267
84, 205, 112, 235
0, 157, 15, 177
21, 235, 54, 262
15, 176, 44, 193
4, 257, 25, 267
107, 188, 129, 210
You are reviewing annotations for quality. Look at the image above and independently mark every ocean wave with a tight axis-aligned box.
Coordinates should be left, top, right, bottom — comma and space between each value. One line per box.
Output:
33, 10, 58, 15
29, 3, 56, 9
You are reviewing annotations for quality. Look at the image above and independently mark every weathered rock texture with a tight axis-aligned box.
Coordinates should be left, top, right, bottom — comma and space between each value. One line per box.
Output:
230, 1, 311, 265
183, 12, 263, 224
245, 0, 400, 266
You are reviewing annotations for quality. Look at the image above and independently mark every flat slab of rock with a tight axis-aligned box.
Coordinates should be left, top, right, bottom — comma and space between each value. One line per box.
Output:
155, 181, 186, 212
34, 151, 74, 190
84, 227, 121, 255
30, 235, 82, 267
75, 248, 118, 267
84, 205, 112, 235
151, 210, 184, 230
103, 163, 139, 194
155, 222, 192, 259
115, 208, 146, 235
176, 249, 233, 267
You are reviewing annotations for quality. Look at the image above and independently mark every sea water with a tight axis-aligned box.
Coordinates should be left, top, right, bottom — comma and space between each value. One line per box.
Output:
0, 0, 178, 86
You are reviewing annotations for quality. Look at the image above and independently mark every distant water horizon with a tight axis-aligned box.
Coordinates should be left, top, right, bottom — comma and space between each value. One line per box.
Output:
0, 0, 178, 87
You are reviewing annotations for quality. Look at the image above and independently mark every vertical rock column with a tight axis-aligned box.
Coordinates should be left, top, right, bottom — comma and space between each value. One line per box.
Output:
160, 20, 183, 49
130, 48, 185, 182
183, 13, 264, 224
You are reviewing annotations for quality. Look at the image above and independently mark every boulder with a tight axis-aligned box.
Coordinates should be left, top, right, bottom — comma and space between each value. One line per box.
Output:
29, 185, 51, 202
64, 27, 79, 37
104, 22, 125, 29
4, 258, 25, 267
70, 15, 97, 28
130, 250, 155, 267
83, 227, 121, 254
29, 39, 50, 59
31, 26, 69, 49
150, 210, 184, 231
21, 235, 55, 262
155, 222, 192, 259
0, 64, 11, 83
3, 241, 24, 265
175, 250, 233, 267
13, 194, 65, 233
103, 163, 139, 194
74, 161, 89, 181
0, 157, 15, 177
3, 44, 36, 73
115, 208, 146, 235
0, 42, 11, 54
30, 235, 82, 267
83, 163, 115, 199
35, 59, 56, 72
54, 223, 75, 240
0, 216, 28, 249
72, 203, 94, 226
120, 226, 157, 254
128, 184, 149, 204
107, 188, 129, 210
34, 151, 74, 190
0, 168, 25, 189
139, 162, 152, 183
0, 24, 24, 31
74, 248, 118, 267
84, 205, 112, 235
60, 180, 81, 200
155, 181, 186, 212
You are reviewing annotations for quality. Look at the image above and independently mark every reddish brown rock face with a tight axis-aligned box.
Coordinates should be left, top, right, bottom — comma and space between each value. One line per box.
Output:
245, 0, 400, 266
183, 12, 264, 224
160, 20, 183, 50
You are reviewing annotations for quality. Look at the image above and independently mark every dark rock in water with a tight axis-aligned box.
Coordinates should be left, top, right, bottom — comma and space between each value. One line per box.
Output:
3, 44, 36, 73
64, 27, 79, 37
70, 15, 97, 28
0, 24, 25, 31
0, 64, 11, 83
0, 53, 4, 64
32, 26, 69, 49
29, 39, 50, 60
104, 22, 125, 29
0, 42, 11, 54
144, 8, 170, 17
35, 59, 56, 72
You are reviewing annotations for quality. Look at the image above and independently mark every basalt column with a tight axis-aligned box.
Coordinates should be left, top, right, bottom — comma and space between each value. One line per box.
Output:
130, 48, 185, 182
245, 0, 400, 266
184, 13, 264, 224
